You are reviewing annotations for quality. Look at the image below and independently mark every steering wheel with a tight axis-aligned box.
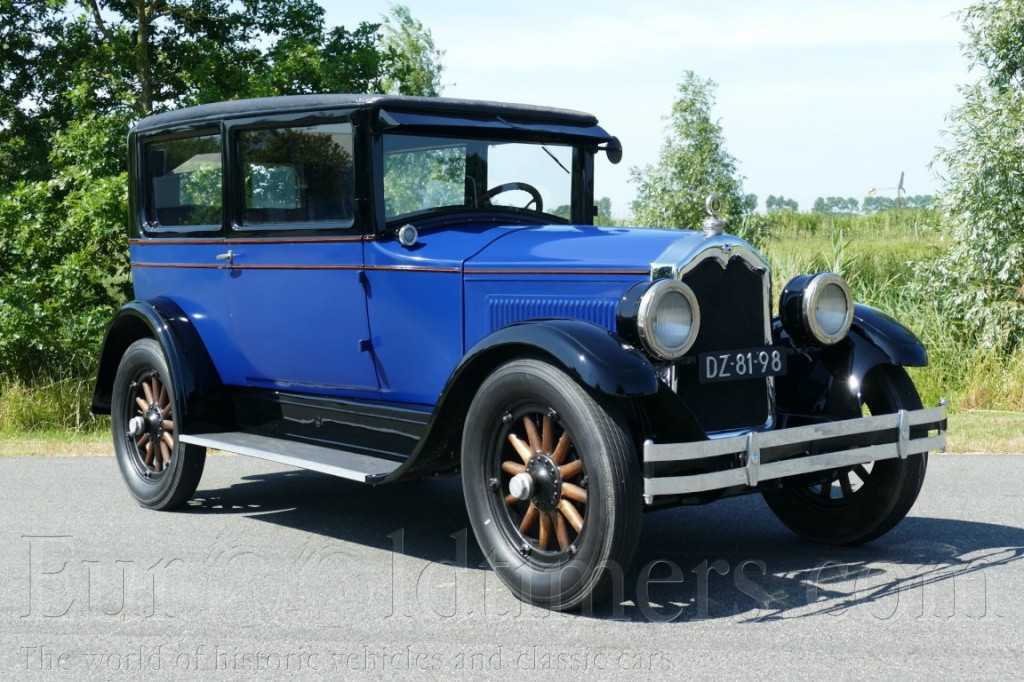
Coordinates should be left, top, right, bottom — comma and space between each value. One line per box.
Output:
477, 182, 543, 212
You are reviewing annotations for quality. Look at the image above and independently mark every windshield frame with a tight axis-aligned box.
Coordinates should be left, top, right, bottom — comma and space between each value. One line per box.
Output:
373, 127, 596, 232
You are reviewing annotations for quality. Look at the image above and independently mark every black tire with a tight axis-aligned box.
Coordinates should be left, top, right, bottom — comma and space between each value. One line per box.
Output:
762, 364, 927, 545
461, 358, 642, 611
111, 338, 205, 510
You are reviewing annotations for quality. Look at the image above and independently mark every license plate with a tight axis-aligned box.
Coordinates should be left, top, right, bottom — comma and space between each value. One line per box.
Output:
698, 347, 788, 384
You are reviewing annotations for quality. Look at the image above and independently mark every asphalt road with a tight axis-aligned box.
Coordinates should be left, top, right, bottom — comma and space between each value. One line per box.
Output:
2, 453, 1023, 681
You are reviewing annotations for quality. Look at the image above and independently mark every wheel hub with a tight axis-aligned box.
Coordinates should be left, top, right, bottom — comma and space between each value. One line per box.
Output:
145, 407, 163, 436
525, 455, 561, 512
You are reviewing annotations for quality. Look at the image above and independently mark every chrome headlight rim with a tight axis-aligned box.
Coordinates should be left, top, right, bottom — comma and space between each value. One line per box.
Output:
636, 279, 700, 361
802, 272, 853, 345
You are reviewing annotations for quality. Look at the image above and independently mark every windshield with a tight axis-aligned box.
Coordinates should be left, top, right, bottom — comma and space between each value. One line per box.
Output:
382, 133, 575, 223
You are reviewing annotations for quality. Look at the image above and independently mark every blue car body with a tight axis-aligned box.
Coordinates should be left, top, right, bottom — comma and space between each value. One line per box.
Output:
92, 94, 946, 610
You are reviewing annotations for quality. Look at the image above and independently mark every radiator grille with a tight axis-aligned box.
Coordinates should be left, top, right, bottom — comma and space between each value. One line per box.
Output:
676, 256, 771, 433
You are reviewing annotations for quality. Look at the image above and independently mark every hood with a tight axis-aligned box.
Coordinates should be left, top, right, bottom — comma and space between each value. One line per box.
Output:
464, 224, 687, 274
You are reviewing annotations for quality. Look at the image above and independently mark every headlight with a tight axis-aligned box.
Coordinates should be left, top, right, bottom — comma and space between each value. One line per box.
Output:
635, 280, 701, 360
780, 272, 853, 345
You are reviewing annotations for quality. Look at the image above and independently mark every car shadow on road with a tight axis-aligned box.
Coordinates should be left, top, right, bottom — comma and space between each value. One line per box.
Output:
185, 466, 1024, 623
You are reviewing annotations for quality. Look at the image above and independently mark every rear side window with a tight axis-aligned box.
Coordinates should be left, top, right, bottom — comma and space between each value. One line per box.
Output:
144, 133, 223, 229
238, 122, 355, 228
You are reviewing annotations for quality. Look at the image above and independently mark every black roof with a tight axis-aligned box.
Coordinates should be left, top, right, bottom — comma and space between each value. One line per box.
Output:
132, 94, 601, 134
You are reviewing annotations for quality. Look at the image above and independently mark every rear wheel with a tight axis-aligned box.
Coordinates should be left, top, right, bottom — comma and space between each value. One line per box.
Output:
111, 338, 205, 510
762, 365, 927, 545
461, 359, 642, 611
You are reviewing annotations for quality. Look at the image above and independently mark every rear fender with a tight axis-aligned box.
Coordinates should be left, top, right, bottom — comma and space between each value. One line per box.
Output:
91, 298, 224, 429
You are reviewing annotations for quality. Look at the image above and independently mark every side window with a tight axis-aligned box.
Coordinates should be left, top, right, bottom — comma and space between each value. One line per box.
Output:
239, 122, 355, 227
144, 133, 222, 228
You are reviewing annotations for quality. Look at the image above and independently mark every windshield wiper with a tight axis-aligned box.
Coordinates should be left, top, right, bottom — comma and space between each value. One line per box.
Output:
496, 116, 570, 174
542, 146, 570, 174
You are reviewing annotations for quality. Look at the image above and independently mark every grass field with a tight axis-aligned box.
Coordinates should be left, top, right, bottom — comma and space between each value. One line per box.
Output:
765, 209, 1024, 414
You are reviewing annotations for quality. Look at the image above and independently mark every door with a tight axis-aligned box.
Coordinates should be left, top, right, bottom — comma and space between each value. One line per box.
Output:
224, 119, 379, 396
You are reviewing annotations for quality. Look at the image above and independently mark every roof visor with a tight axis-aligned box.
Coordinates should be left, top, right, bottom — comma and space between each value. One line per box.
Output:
377, 108, 617, 145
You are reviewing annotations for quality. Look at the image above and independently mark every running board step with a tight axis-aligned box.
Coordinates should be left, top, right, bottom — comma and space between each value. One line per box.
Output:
179, 431, 401, 483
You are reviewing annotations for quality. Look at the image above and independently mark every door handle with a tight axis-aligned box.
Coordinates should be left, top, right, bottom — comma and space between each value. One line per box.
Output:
216, 250, 234, 266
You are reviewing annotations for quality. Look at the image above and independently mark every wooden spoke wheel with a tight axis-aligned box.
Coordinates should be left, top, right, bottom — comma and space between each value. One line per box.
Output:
462, 359, 642, 611
127, 372, 175, 474
111, 339, 205, 510
500, 411, 588, 555
763, 365, 928, 545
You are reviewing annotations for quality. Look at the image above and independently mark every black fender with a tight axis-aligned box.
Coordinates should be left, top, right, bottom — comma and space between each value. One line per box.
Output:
378, 319, 659, 482
775, 304, 928, 420
91, 298, 224, 429
455, 319, 659, 398
849, 304, 928, 367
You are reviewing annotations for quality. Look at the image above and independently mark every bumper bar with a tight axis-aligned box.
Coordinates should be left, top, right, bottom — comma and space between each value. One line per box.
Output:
642, 402, 947, 501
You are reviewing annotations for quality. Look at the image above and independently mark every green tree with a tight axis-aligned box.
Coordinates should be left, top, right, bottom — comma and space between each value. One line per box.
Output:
0, 0, 69, 185
630, 71, 747, 233
0, 2, 445, 378
929, 0, 1024, 349
0, 2, 443, 189
766, 195, 799, 212
594, 196, 614, 226
377, 5, 444, 96
862, 196, 897, 213
902, 195, 935, 209
812, 196, 859, 214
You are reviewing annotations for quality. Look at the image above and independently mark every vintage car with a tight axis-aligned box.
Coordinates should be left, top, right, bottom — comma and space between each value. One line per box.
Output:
92, 94, 946, 610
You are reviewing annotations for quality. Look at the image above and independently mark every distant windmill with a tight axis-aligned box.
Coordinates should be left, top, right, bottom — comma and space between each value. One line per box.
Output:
866, 171, 907, 211
868, 169, 917, 233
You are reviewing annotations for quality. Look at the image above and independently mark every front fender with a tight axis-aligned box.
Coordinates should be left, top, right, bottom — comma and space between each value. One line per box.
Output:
850, 304, 928, 367
377, 319, 658, 482
91, 298, 223, 429
457, 319, 658, 398
775, 304, 928, 420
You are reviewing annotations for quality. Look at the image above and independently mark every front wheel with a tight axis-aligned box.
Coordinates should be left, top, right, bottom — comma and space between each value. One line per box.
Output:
111, 338, 206, 510
461, 359, 642, 611
762, 365, 927, 545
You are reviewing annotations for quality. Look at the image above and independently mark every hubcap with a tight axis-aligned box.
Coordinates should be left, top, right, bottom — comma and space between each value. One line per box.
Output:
525, 455, 561, 513
509, 473, 534, 501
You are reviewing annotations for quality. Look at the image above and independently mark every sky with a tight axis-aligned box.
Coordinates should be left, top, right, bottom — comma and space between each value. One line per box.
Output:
324, 0, 969, 218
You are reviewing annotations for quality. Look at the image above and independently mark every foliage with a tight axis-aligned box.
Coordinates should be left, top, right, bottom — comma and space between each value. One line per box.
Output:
811, 196, 859, 214
927, 0, 1024, 351
630, 72, 750, 238
863, 195, 935, 213
0, 165, 131, 375
377, 5, 444, 97
766, 195, 798, 213
0, 2, 445, 380
0, 2, 444, 190
594, 197, 615, 226
901, 194, 936, 210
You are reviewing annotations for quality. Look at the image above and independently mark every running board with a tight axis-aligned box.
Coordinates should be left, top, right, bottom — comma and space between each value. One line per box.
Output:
179, 431, 402, 483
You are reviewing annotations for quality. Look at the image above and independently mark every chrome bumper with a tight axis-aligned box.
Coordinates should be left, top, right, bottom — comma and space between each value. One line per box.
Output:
642, 402, 947, 502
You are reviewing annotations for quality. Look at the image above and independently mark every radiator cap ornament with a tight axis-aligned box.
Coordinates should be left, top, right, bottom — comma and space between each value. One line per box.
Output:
702, 194, 726, 237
